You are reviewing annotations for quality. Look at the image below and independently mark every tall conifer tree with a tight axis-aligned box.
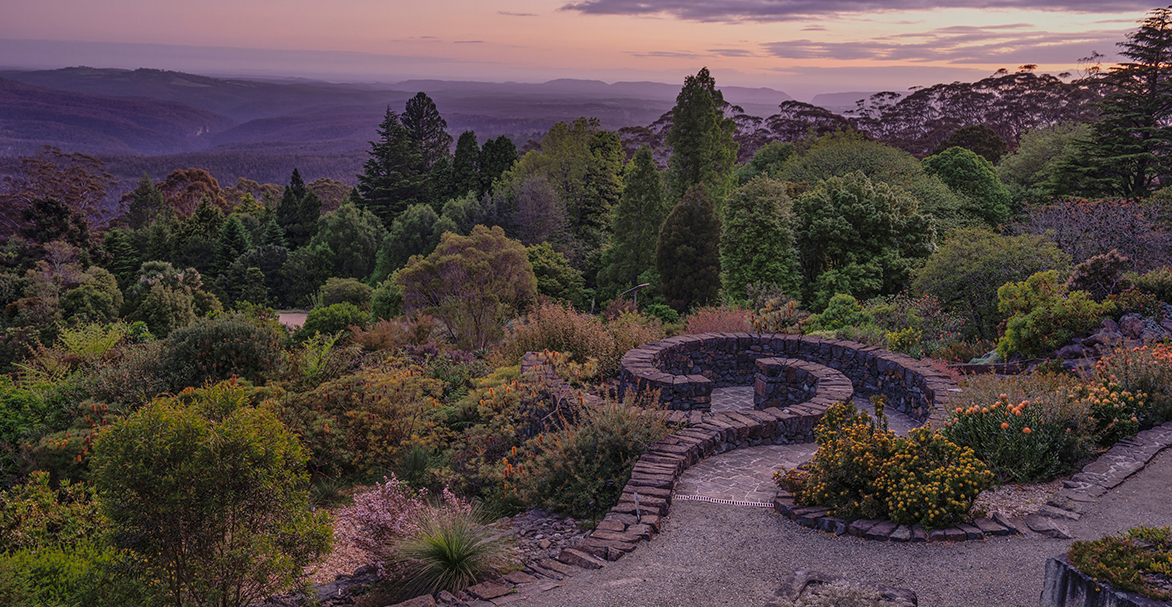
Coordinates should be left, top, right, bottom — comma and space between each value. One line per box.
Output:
357, 107, 426, 227
601, 147, 668, 295
1073, 7, 1172, 196
665, 68, 738, 202
656, 186, 721, 312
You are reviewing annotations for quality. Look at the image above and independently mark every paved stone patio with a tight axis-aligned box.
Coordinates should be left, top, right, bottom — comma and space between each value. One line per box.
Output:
674, 387, 922, 506
709, 386, 756, 413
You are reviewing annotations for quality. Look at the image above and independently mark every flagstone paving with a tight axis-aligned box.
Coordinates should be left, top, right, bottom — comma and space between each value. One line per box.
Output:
675, 388, 921, 506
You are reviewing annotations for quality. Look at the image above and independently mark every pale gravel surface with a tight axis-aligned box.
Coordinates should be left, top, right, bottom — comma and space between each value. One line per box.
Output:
519, 449, 1172, 607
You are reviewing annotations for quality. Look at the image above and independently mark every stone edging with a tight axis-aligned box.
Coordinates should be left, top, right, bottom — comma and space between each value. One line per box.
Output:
774, 420, 1172, 543
1040, 555, 1168, 607
755, 357, 854, 409
619, 332, 958, 424
1018, 420, 1172, 539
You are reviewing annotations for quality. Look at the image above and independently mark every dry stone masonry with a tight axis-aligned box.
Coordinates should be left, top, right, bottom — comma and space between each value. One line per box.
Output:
618, 332, 958, 424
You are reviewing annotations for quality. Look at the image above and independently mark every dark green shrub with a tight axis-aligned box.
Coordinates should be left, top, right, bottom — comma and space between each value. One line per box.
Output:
320, 277, 374, 310
807, 294, 874, 332
295, 302, 370, 341
643, 303, 679, 325
527, 243, 584, 308
912, 229, 1070, 340
371, 279, 403, 321
515, 396, 671, 520
163, 313, 285, 390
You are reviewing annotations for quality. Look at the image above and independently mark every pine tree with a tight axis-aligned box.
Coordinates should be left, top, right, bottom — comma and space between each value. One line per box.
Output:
402, 92, 453, 171
451, 131, 481, 198
214, 216, 253, 276
126, 173, 166, 230
1075, 7, 1172, 196
666, 68, 739, 202
656, 186, 722, 312
276, 169, 316, 249
478, 136, 519, 196
102, 229, 140, 291
261, 218, 287, 248
357, 107, 426, 227
719, 177, 800, 300
601, 147, 669, 296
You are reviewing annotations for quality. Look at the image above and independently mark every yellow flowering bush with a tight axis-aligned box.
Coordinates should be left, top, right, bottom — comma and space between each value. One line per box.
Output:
877, 427, 993, 527
778, 399, 993, 527
942, 394, 1088, 483
777, 399, 894, 521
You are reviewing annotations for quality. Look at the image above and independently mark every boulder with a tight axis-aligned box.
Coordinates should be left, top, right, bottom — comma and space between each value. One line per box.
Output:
1120, 314, 1147, 340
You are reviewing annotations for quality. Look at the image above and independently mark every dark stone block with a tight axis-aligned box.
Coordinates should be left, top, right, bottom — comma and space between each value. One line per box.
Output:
847, 519, 878, 537
865, 521, 897, 541
958, 524, 984, 541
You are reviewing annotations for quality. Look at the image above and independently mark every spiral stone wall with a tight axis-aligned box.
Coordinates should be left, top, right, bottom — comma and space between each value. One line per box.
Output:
618, 332, 958, 424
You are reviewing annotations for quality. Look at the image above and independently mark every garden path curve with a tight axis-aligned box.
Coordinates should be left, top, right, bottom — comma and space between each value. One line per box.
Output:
673, 388, 920, 507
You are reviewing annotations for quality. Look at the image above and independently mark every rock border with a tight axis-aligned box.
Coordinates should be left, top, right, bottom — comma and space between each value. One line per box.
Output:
1040, 555, 1167, 607
754, 357, 855, 409
619, 332, 958, 423
773, 420, 1172, 544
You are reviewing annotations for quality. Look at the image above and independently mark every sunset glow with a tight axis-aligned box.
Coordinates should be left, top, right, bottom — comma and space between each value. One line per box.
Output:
0, 1, 1156, 97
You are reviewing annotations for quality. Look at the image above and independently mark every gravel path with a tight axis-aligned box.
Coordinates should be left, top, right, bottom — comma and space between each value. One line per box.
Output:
520, 448, 1172, 607
519, 383, 1172, 607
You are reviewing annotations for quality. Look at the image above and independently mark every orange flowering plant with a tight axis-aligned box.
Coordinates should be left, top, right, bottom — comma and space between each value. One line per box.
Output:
941, 393, 1087, 484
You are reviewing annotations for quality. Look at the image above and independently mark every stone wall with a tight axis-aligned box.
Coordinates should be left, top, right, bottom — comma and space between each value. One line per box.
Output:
619, 332, 958, 423
754, 357, 854, 409
1040, 555, 1165, 607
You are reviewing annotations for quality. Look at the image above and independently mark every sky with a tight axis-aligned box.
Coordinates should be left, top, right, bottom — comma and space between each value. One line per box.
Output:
0, 0, 1157, 99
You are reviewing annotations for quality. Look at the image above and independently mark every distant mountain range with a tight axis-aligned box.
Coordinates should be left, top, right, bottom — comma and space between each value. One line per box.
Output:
0, 66, 797, 190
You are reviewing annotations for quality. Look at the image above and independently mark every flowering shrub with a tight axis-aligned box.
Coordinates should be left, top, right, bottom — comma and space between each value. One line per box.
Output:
1068, 526, 1172, 601
751, 295, 810, 334
955, 372, 1089, 432
1107, 288, 1162, 319
943, 394, 1087, 483
777, 399, 893, 521
877, 427, 993, 528
777, 399, 992, 527
1091, 345, 1172, 432
277, 357, 448, 479
349, 475, 510, 598
1074, 382, 1147, 447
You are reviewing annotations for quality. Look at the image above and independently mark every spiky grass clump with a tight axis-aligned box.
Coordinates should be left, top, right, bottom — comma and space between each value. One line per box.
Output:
394, 503, 512, 598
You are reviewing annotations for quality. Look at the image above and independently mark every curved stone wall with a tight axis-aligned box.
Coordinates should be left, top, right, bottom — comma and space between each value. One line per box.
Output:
754, 357, 855, 409
619, 332, 958, 423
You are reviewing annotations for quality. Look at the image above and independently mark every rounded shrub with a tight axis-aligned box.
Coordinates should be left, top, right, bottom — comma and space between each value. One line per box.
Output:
295, 302, 370, 341
942, 394, 1087, 483
163, 313, 285, 390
